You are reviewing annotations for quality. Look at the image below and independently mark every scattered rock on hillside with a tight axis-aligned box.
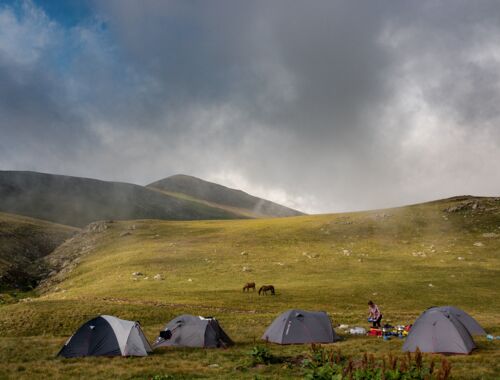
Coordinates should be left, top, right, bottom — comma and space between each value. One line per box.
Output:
187, 278, 193, 282
85, 221, 109, 233
132, 272, 144, 276
240, 251, 248, 256
153, 274, 164, 280
443, 198, 500, 213
412, 251, 426, 257
428, 283, 434, 287
457, 257, 465, 261
473, 242, 484, 247
482, 233, 498, 238
242, 266, 252, 272
120, 231, 131, 237
342, 249, 351, 256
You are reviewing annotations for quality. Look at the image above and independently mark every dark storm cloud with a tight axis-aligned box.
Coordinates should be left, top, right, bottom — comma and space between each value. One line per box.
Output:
0, 0, 499, 212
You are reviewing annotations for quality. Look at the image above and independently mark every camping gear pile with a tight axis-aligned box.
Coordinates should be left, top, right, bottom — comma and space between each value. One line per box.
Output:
57, 305, 486, 358
368, 324, 411, 339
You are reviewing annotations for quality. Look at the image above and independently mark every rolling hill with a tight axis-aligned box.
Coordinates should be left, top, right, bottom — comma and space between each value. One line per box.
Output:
0, 171, 247, 227
0, 212, 77, 290
147, 174, 304, 218
0, 196, 498, 378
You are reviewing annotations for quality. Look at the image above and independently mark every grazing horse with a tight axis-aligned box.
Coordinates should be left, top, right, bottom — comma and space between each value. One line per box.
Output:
258, 285, 275, 295
243, 282, 256, 292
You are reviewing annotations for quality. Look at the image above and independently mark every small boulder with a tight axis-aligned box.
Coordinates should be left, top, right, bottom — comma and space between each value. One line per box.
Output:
473, 242, 484, 247
153, 274, 164, 280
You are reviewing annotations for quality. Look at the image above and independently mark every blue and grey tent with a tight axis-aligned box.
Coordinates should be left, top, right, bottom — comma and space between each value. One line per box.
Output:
58, 315, 152, 357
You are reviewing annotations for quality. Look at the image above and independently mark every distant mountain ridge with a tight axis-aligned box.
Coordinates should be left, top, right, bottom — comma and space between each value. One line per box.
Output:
0, 171, 302, 228
147, 174, 304, 218
0, 171, 243, 227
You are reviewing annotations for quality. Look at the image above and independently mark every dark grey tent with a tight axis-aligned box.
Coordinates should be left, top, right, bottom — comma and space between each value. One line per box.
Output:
58, 315, 152, 357
402, 308, 476, 354
153, 315, 233, 348
430, 306, 486, 336
262, 309, 338, 344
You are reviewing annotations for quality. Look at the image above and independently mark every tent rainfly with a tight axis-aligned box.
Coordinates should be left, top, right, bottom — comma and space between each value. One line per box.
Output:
402, 307, 478, 354
58, 315, 152, 357
429, 306, 486, 336
153, 314, 233, 348
262, 309, 339, 344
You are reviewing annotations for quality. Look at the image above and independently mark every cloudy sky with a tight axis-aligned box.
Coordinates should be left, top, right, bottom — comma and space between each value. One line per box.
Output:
1, 0, 499, 213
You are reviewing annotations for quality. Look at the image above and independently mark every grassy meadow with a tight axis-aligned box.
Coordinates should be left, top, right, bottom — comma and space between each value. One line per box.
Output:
0, 197, 499, 379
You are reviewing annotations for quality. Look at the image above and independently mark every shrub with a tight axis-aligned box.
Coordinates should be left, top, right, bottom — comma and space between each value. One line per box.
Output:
248, 345, 282, 365
302, 345, 451, 380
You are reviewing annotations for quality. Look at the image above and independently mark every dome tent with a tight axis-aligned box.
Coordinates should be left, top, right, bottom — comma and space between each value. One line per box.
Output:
430, 306, 485, 336
402, 307, 476, 354
262, 309, 339, 344
153, 314, 233, 348
58, 315, 152, 358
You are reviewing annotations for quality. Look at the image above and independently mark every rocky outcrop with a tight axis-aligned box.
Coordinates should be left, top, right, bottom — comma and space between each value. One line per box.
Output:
37, 220, 112, 292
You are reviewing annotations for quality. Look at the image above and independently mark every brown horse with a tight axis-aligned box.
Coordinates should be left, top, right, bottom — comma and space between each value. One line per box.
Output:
243, 282, 256, 292
258, 285, 275, 295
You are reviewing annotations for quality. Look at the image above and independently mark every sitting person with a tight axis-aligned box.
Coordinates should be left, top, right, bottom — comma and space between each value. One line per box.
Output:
368, 300, 382, 328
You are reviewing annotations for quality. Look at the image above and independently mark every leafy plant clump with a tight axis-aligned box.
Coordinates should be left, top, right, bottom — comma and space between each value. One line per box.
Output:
302, 344, 452, 380
249, 345, 283, 365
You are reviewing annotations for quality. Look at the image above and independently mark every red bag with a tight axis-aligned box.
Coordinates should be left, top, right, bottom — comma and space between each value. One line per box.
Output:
368, 328, 382, 336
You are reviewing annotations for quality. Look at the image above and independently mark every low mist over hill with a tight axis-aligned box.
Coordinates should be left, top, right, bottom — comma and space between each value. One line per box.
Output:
0, 171, 247, 227
148, 174, 304, 218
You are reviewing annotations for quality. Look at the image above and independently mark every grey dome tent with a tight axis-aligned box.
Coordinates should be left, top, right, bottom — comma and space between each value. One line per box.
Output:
430, 306, 485, 335
58, 315, 152, 357
262, 309, 339, 344
153, 314, 233, 348
402, 307, 476, 354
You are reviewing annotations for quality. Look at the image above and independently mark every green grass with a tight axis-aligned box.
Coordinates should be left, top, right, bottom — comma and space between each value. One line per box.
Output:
0, 197, 499, 379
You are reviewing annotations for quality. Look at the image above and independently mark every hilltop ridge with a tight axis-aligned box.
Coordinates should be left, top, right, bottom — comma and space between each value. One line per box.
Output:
148, 174, 304, 218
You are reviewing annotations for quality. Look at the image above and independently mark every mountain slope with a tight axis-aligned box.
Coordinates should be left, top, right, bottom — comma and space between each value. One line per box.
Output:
147, 174, 304, 218
0, 196, 499, 378
0, 171, 245, 227
0, 212, 77, 290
